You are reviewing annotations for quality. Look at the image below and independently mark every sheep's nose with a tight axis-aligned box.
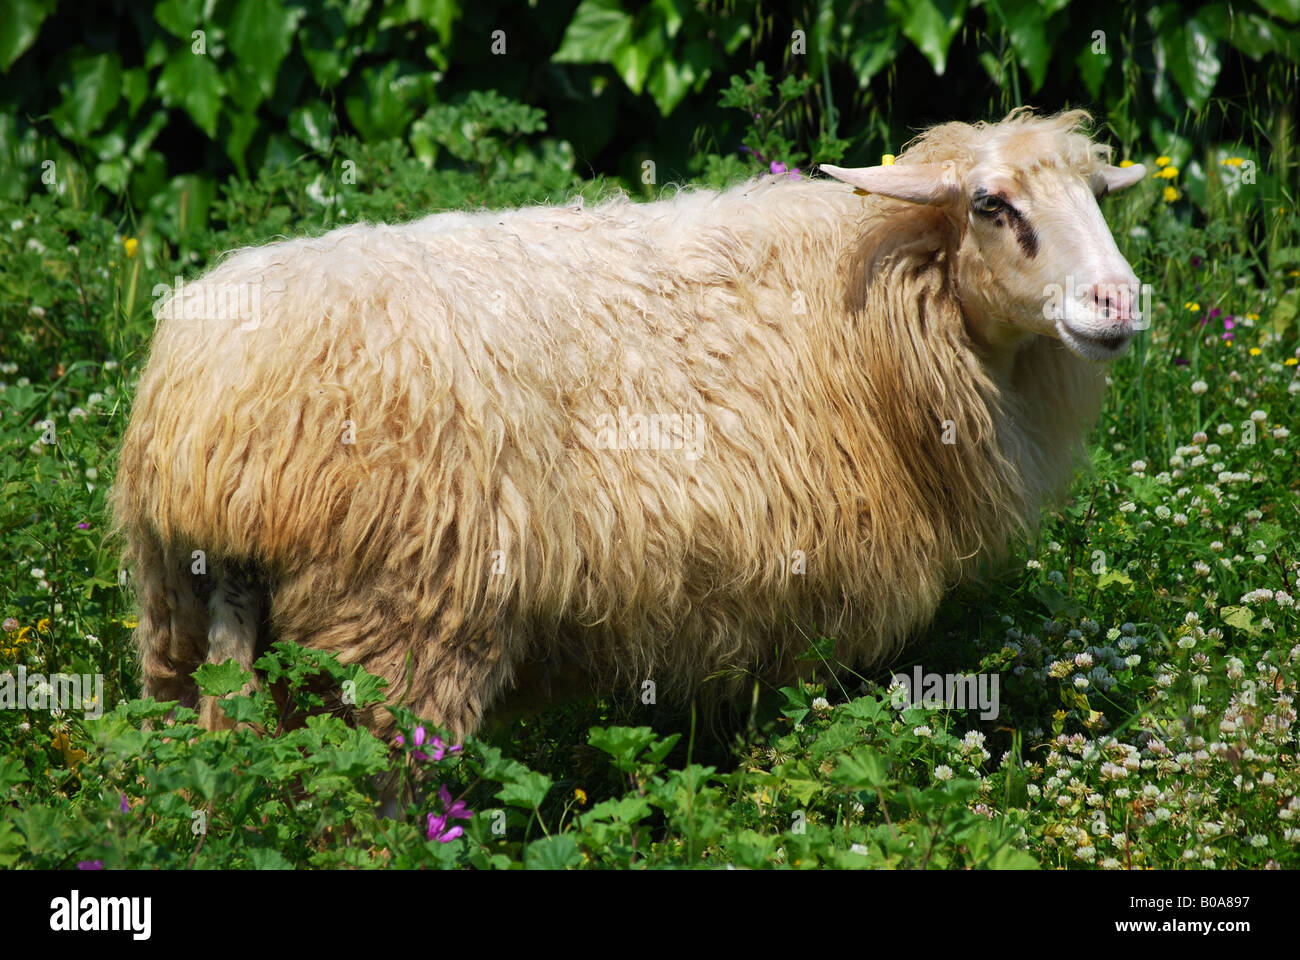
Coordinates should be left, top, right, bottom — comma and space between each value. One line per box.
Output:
1087, 278, 1138, 324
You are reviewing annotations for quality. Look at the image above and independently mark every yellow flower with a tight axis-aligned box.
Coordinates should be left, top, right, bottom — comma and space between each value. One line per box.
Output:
120, 616, 139, 628
1156, 166, 1179, 179
1163, 186, 1180, 203
1155, 156, 1171, 167
123, 237, 139, 259
1185, 302, 1200, 311
1289, 269, 1300, 277
881, 154, 895, 166
51, 730, 87, 768
1225, 340, 1234, 347
574, 788, 588, 805
1247, 313, 1260, 321
1285, 357, 1299, 367
1222, 157, 1244, 167
1249, 347, 1262, 356
36, 618, 50, 633
1119, 159, 1135, 168
17, 625, 31, 642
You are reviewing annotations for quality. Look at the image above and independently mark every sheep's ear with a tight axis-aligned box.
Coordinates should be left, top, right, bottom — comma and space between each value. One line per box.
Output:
1094, 163, 1147, 194
818, 162, 960, 206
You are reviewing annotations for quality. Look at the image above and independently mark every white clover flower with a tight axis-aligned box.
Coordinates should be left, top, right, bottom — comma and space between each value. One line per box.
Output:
1073, 675, 1090, 690
1155, 505, 1171, 520
1273, 427, 1290, 439
1191, 380, 1209, 395
1130, 459, 1147, 473
850, 843, 869, 856
934, 764, 954, 782
1119, 501, 1137, 513
812, 696, 830, 712
1191, 704, 1207, 718
1250, 410, 1268, 423
1217, 423, 1234, 436
1185, 611, 1201, 627
913, 725, 932, 738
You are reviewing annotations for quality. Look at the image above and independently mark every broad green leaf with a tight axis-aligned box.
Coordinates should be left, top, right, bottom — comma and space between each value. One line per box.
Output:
247, 847, 295, 869
832, 748, 890, 789
51, 52, 122, 140
611, 30, 664, 95
194, 659, 253, 697
1156, 12, 1222, 110
523, 833, 581, 869
289, 101, 334, 152
1096, 569, 1134, 590
227, 0, 304, 99
1255, 0, 1300, 23
988, 0, 1070, 92
497, 770, 553, 809
157, 47, 226, 137
0, 0, 56, 71
553, 0, 633, 64
153, 0, 206, 41
888, 0, 967, 76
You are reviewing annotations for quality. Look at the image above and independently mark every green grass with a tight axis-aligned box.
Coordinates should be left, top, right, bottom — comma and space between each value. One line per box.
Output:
0, 112, 1296, 869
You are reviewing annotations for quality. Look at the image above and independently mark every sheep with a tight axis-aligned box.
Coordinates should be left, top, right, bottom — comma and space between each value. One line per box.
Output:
112, 107, 1147, 740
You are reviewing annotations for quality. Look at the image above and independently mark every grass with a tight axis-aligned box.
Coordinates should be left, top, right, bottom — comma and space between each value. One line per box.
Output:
0, 109, 1296, 869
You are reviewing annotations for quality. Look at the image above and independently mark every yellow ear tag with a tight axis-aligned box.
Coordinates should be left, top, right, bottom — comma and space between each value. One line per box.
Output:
881, 154, 896, 165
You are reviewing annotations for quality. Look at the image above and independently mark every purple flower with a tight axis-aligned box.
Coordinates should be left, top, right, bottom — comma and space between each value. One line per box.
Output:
787, 168, 802, 180
77, 860, 104, 870
1208, 307, 1222, 321
1173, 356, 1191, 366
770, 161, 787, 175
119, 794, 129, 813
77, 522, 90, 530
1191, 255, 1203, 268
397, 725, 462, 762
426, 785, 473, 843
739, 145, 752, 155
1223, 316, 1236, 330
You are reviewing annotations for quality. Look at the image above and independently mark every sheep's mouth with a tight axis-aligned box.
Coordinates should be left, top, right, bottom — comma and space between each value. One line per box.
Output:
1057, 321, 1135, 360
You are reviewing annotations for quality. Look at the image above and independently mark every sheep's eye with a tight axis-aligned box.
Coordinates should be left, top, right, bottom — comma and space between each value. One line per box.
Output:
971, 191, 1005, 216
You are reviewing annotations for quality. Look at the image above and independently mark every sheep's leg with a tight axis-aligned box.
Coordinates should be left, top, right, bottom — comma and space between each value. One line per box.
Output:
198, 565, 262, 730
128, 532, 209, 714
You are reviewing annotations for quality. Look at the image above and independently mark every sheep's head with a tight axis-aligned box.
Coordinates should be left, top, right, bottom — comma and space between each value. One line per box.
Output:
821, 110, 1146, 362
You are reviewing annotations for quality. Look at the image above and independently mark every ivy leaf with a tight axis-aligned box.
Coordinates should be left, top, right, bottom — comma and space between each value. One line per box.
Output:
1155, 10, 1221, 110
50, 52, 122, 140
157, 47, 226, 138
289, 101, 333, 152
227, 0, 304, 99
888, 0, 967, 76
0, 0, 56, 71
553, 0, 633, 64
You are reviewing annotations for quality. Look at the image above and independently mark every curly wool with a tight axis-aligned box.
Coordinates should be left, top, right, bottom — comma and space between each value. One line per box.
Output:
113, 113, 1106, 738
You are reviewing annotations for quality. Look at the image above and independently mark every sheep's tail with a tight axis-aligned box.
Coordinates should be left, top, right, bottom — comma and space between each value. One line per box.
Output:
198, 563, 263, 730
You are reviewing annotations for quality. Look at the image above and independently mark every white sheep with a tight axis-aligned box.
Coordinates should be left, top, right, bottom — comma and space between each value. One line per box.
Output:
113, 108, 1147, 737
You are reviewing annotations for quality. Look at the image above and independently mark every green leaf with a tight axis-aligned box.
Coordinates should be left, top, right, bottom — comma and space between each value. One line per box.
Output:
1096, 569, 1134, 590
0, 755, 29, 794
553, 0, 633, 64
497, 771, 553, 809
186, 757, 220, 801
611, 31, 664, 95
194, 659, 253, 697
1255, 0, 1300, 23
51, 52, 122, 140
1155, 10, 1222, 110
888, 0, 967, 76
831, 747, 890, 789
227, 0, 304, 99
153, 0, 205, 41
0, 0, 56, 71
246, 847, 295, 869
289, 101, 333, 152
988, 0, 1069, 92
523, 833, 581, 869
157, 47, 226, 138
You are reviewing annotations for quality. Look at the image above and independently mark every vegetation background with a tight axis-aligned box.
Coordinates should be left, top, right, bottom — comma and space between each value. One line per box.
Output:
0, 0, 1297, 870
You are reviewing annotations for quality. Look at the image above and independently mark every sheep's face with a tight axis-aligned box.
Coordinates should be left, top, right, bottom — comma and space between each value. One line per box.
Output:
820, 148, 1146, 362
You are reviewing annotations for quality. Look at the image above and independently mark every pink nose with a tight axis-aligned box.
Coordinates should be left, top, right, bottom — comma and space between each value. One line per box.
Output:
1087, 281, 1136, 324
